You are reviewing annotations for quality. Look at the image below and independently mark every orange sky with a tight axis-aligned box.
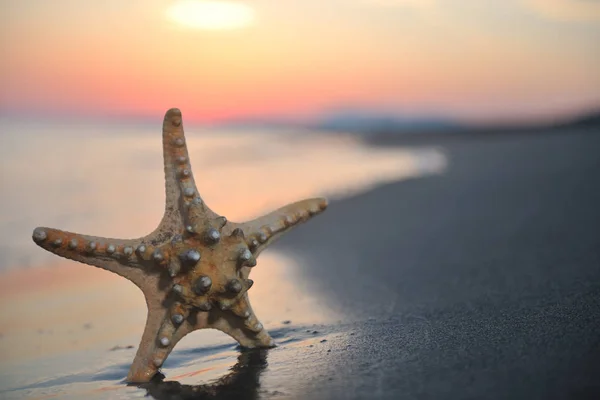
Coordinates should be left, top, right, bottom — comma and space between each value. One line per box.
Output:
1, 0, 599, 123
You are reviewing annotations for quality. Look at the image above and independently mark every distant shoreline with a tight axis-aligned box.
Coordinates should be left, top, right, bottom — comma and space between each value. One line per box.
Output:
363, 120, 600, 148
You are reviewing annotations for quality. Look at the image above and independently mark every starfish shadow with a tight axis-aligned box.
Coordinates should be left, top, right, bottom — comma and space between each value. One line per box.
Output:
135, 348, 269, 400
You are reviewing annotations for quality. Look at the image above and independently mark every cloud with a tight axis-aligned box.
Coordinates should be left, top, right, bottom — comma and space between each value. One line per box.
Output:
523, 0, 600, 22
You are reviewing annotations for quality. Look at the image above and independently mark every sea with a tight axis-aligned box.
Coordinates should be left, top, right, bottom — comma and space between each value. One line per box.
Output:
0, 115, 446, 273
0, 115, 446, 399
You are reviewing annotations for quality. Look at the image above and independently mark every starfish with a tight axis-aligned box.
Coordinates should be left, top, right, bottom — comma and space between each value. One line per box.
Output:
31, 108, 328, 383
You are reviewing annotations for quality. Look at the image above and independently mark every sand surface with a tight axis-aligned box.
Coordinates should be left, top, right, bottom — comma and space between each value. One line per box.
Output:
1, 125, 599, 399
276, 126, 600, 399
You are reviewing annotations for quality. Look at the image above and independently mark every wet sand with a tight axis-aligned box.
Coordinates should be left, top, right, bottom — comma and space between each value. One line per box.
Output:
276, 125, 600, 399
1, 125, 599, 399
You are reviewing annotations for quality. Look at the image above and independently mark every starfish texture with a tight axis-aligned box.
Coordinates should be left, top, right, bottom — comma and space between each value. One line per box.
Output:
31, 108, 328, 383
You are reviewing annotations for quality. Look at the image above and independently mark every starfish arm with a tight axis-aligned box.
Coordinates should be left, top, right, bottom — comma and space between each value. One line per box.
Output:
207, 294, 275, 348
158, 108, 219, 237
31, 226, 152, 284
127, 297, 193, 383
31, 108, 332, 382
231, 198, 328, 257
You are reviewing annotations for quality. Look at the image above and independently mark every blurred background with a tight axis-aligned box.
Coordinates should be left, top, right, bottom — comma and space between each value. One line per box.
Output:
1, 0, 598, 271
2, 0, 599, 123
0, 1, 599, 399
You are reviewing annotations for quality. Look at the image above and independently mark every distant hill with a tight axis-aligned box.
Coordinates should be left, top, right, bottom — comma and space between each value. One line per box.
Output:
218, 108, 463, 134
553, 110, 600, 130
362, 109, 600, 146
315, 108, 600, 136
311, 109, 462, 134
216, 108, 600, 141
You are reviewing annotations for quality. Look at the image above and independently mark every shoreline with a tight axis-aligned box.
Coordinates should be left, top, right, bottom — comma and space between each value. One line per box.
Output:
1, 125, 599, 399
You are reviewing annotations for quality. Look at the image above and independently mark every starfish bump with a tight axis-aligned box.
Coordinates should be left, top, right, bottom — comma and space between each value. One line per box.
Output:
31, 108, 328, 383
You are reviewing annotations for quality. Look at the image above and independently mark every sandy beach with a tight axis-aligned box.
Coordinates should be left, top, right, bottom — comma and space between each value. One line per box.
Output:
276, 125, 600, 399
2, 1, 599, 398
1, 123, 599, 399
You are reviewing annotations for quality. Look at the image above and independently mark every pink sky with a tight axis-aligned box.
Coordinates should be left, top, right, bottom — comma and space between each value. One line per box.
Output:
1, 0, 599, 123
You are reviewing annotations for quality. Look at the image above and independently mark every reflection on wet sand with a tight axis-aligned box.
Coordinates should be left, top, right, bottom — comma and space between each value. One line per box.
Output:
0, 253, 332, 363
138, 349, 268, 400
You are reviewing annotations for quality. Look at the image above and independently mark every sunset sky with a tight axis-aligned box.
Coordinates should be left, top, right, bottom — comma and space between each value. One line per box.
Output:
1, 0, 599, 123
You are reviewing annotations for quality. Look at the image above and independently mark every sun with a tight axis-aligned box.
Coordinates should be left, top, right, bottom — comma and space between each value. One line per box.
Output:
166, 0, 256, 30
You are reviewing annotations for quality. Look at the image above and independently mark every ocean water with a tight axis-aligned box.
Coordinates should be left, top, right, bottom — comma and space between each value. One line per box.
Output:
0, 116, 446, 273
0, 116, 447, 399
